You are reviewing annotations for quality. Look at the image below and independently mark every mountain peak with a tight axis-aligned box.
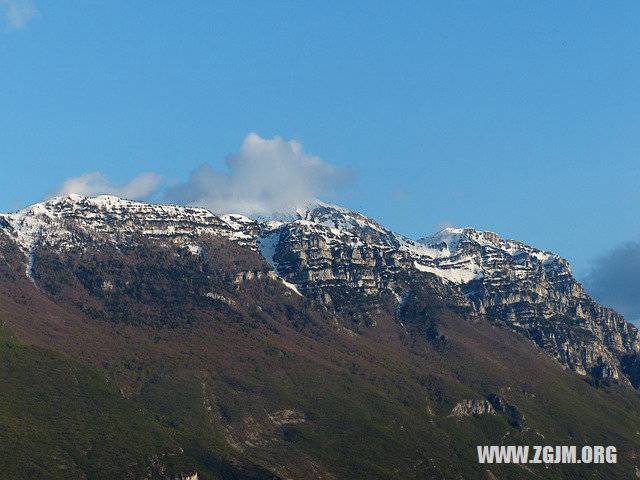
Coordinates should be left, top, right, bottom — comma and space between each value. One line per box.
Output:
417, 226, 556, 263
2, 193, 636, 390
0, 194, 256, 253
1, 195, 562, 277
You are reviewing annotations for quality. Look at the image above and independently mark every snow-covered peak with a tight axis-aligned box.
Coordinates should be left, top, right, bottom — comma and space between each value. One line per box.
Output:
409, 226, 565, 287
418, 227, 556, 262
0, 194, 568, 291
249, 199, 328, 223
252, 199, 413, 250
0, 194, 257, 253
251, 199, 383, 231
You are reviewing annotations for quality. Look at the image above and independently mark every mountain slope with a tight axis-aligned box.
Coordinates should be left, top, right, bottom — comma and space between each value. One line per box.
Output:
2, 195, 638, 385
1, 195, 640, 478
0, 325, 191, 480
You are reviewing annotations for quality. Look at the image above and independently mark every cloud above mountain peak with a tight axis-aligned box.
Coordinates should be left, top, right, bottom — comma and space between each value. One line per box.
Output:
52, 172, 161, 200
49, 133, 352, 217
166, 133, 353, 216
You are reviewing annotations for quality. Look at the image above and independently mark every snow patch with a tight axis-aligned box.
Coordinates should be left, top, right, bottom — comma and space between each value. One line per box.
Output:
256, 230, 281, 273
414, 261, 483, 284
256, 229, 302, 295
280, 279, 302, 296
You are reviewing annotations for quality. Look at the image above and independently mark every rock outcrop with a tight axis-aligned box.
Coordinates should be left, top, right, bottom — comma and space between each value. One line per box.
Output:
450, 399, 496, 417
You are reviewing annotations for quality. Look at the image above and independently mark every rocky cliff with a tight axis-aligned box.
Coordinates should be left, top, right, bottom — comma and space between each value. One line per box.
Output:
2, 194, 638, 387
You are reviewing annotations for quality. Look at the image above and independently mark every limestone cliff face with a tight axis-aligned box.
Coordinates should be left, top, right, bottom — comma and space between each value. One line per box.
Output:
260, 221, 410, 298
2, 195, 639, 387
444, 231, 640, 385
257, 211, 640, 387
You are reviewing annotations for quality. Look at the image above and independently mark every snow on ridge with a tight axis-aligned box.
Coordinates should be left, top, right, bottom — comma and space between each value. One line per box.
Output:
251, 199, 392, 238
0, 194, 255, 253
409, 227, 565, 286
418, 227, 556, 263
0, 194, 565, 289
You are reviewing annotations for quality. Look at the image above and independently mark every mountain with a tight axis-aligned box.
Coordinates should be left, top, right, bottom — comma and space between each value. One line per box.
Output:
253, 201, 640, 386
1, 194, 640, 479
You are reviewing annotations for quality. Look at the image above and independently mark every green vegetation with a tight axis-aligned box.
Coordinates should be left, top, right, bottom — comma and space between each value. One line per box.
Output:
0, 332, 188, 479
2, 236, 640, 479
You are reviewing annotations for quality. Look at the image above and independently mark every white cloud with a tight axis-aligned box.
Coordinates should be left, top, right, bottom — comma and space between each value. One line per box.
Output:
433, 220, 455, 232
47, 133, 352, 216
166, 133, 353, 216
52, 172, 161, 200
0, 0, 36, 30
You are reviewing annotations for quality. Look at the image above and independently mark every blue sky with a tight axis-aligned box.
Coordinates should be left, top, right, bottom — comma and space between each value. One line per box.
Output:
1, 2, 639, 319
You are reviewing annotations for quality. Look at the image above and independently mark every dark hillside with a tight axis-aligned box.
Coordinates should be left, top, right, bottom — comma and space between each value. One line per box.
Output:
1, 231, 640, 478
